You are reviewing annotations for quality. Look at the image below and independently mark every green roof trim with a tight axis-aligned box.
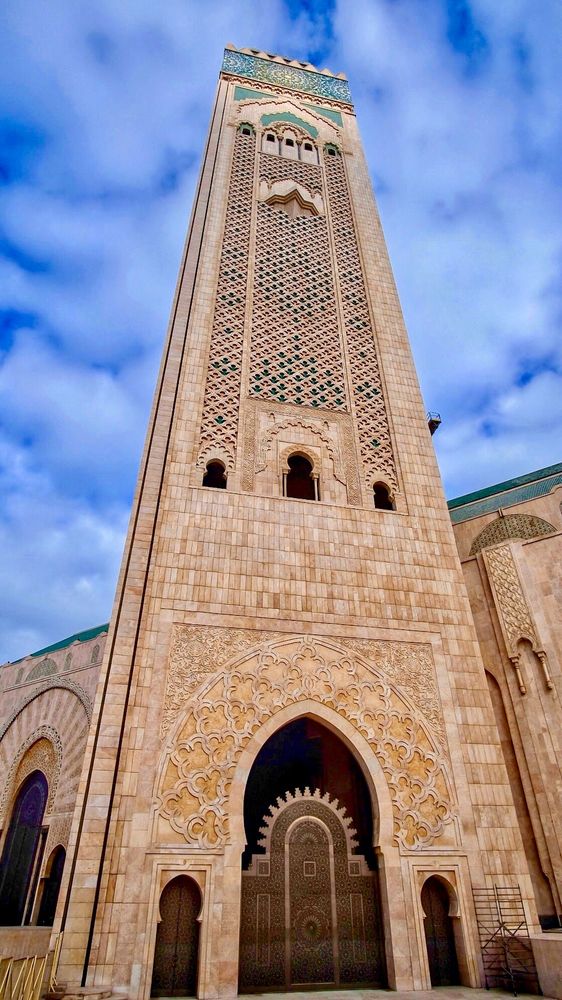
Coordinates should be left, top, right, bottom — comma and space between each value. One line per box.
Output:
27, 623, 109, 660
233, 86, 343, 126
223, 49, 352, 105
261, 111, 318, 138
448, 462, 562, 524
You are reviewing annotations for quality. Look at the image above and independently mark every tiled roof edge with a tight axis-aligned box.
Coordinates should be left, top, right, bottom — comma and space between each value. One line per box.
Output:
8, 623, 110, 664
447, 461, 562, 510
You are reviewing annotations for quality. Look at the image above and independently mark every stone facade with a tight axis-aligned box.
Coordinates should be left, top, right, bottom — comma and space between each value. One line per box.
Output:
449, 462, 562, 930
1, 44, 560, 999
0, 628, 106, 944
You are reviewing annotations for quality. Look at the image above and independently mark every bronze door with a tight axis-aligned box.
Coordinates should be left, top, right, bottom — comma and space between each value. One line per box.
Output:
288, 819, 336, 986
421, 877, 460, 986
239, 790, 386, 991
152, 876, 200, 997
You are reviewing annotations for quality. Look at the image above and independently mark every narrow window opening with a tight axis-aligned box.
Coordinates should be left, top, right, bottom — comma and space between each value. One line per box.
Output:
304, 142, 313, 151
241, 126, 251, 136
373, 482, 395, 510
285, 138, 294, 147
285, 454, 317, 501
327, 147, 336, 156
266, 133, 276, 142
203, 461, 227, 489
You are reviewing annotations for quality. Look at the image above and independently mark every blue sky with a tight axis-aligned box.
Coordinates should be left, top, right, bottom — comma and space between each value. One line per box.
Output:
1, 0, 561, 662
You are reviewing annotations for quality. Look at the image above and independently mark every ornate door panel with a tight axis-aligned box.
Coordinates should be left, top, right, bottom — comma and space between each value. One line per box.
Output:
287, 819, 336, 986
152, 876, 201, 997
239, 789, 386, 991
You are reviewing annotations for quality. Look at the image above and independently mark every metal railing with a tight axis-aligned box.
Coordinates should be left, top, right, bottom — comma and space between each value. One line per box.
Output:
0, 933, 63, 1000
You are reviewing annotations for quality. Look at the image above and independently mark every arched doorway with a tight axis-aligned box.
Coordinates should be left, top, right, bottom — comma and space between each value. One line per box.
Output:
0, 770, 48, 925
421, 876, 460, 986
239, 717, 386, 991
151, 875, 201, 997
37, 845, 66, 926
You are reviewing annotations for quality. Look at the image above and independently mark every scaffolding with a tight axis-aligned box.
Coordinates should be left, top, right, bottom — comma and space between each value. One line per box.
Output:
473, 886, 539, 996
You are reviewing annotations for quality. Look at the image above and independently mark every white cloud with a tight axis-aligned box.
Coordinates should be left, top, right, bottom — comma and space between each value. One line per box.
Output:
1, 0, 561, 659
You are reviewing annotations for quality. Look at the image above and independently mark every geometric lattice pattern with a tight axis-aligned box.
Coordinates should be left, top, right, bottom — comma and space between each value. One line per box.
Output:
259, 151, 323, 194
484, 544, 538, 654
250, 182, 347, 409
197, 128, 256, 469
469, 513, 555, 555
325, 152, 397, 492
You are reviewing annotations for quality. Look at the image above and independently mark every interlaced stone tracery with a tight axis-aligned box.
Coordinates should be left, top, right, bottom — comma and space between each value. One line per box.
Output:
324, 152, 397, 492
197, 127, 256, 469
250, 172, 347, 408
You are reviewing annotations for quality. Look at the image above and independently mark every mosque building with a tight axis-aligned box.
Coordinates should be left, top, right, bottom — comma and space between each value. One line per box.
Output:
1, 46, 561, 1000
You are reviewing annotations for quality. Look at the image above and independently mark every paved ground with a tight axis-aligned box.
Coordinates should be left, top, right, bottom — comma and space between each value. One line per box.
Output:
237, 990, 551, 1000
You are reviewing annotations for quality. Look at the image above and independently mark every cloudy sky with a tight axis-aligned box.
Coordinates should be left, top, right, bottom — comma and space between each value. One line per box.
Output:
1, 0, 561, 662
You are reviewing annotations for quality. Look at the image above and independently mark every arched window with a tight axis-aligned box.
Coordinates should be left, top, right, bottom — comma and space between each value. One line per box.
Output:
37, 845, 66, 926
266, 133, 276, 143
285, 454, 318, 501
202, 460, 227, 489
0, 771, 48, 925
373, 482, 395, 510
239, 124, 253, 136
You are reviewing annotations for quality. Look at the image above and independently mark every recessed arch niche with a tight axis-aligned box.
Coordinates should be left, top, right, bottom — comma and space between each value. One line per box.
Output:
151, 874, 201, 997
239, 716, 386, 991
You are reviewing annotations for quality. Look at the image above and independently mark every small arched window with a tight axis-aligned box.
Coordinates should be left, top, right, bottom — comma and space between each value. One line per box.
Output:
373, 482, 395, 510
304, 142, 313, 151
285, 138, 294, 147
327, 147, 336, 156
284, 454, 318, 501
266, 133, 276, 143
203, 460, 227, 489
240, 126, 252, 136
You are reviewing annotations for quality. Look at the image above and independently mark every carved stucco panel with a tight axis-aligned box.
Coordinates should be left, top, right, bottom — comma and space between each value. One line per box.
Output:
161, 626, 286, 739
157, 632, 455, 853
484, 544, 538, 656
0, 726, 62, 821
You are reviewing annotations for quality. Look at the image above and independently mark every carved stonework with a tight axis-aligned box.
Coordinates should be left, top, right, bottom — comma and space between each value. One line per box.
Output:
335, 638, 445, 748
197, 125, 256, 470
243, 400, 361, 505
45, 812, 73, 858
157, 634, 454, 852
257, 413, 345, 481
470, 513, 555, 554
484, 544, 538, 656
222, 50, 353, 105
0, 727, 62, 821
161, 626, 285, 739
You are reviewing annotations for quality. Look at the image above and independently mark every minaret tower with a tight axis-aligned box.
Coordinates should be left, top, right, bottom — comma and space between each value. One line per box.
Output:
56, 47, 536, 998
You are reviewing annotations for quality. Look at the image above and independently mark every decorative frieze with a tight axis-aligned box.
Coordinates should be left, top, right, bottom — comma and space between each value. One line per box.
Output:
157, 633, 454, 852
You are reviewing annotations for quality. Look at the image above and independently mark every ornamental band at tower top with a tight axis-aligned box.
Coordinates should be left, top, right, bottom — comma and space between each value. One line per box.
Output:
1, 44, 559, 1000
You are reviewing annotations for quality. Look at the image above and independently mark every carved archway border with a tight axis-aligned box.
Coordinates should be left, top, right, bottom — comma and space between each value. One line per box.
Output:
235, 96, 341, 143
257, 787, 359, 856
0, 678, 92, 743
156, 635, 456, 852
0, 725, 63, 821
257, 416, 346, 484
